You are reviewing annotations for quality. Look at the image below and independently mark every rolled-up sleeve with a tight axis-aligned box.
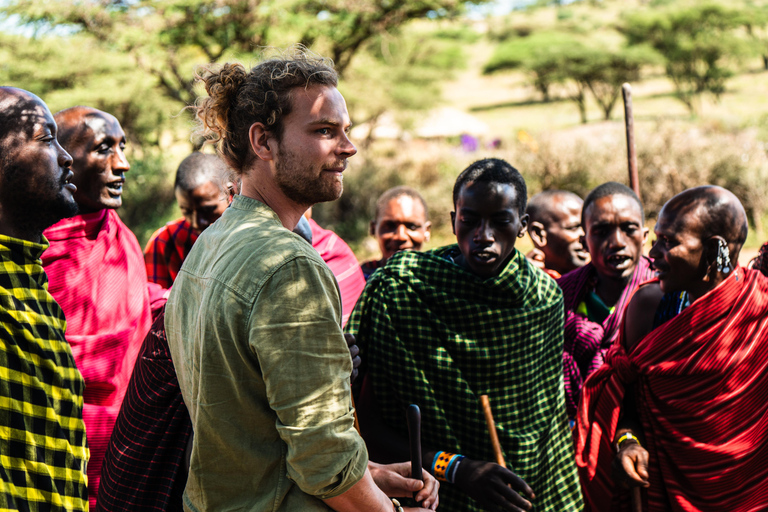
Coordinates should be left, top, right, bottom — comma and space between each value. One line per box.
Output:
249, 256, 368, 499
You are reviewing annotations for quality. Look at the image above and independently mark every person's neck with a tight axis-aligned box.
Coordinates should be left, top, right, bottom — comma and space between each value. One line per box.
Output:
594, 273, 631, 308
0, 216, 43, 244
239, 173, 308, 230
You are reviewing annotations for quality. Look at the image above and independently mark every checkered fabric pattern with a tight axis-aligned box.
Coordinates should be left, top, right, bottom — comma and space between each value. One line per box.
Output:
0, 234, 88, 511
348, 246, 583, 512
753, 241, 768, 276
98, 308, 191, 512
144, 219, 198, 289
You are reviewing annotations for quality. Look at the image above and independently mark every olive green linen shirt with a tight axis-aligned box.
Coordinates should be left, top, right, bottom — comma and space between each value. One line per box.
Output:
166, 195, 368, 512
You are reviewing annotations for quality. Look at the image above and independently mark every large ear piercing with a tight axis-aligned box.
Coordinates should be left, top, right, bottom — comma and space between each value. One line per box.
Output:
716, 239, 731, 274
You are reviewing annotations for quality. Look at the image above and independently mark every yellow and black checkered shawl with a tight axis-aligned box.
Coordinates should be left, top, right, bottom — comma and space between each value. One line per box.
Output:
348, 246, 583, 512
0, 235, 88, 511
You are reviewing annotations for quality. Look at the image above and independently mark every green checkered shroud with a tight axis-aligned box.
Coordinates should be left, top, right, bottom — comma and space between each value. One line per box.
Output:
348, 246, 583, 512
0, 235, 88, 511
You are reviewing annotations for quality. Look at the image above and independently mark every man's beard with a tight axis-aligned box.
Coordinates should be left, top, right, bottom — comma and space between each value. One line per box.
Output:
2, 165, 79, 236
273, 144, 343, 207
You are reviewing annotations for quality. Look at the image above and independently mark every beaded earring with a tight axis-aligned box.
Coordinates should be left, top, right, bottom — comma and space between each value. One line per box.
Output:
716, 239, 731, 274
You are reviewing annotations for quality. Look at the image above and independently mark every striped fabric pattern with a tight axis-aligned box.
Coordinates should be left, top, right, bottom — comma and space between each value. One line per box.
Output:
144, 218, 198, 289
307, 219, 366, 327
0, 234, 88, 511
576, 268, 768, 511
43, 209, 154, 510
98, 308, 191, 512
556, 258, 653, 417
348, 246, 583, 512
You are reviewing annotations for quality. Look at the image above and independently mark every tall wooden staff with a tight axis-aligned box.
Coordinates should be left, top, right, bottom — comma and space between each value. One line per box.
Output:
622, 82, 643, 512
622, 83, 641, 200
479, 395, 506, 468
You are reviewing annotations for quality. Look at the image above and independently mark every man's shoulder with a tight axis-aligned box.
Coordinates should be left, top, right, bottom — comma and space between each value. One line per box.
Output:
181, 210, 329, 299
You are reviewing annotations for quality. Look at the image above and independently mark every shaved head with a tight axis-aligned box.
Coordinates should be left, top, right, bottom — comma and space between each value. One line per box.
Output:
54, 106, 111, 152
527, 190, 583, 226
651, 185, 748, 301
0, 88, 44, 157
661, 185, 748, 263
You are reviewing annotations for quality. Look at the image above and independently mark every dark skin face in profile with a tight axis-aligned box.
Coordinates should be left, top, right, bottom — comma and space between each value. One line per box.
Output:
0, 88, 78, 242
615, 186, 748, 491
56, 108, 129, 214
528, 194, 588, 275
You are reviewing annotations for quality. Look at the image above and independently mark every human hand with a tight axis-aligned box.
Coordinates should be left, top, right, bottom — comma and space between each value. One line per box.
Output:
612, 442, 649, 489
369, 461, 439, 510
525, 248, 546, 269
452, 458, 534, 511
345, 333, 361, 383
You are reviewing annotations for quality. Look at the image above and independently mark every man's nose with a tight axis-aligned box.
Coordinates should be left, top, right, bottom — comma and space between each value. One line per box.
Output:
393, 224, 408, 240
474, 220, 494, 242
338, 133, 357, 158
112, 146, 130, 172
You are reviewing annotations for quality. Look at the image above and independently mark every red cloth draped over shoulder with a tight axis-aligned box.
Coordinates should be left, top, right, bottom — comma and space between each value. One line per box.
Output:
575, 267, 768, 512
557, 257, 653, 417
42, 209, 154, 510
308, 218, 365, 327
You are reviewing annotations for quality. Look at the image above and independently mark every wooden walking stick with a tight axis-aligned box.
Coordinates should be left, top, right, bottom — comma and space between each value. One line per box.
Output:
479, 395, 506, 468
622, 83, 645, 512
631, 487, 642, 512
406, 405, 423, 483
622, 83, 642, 201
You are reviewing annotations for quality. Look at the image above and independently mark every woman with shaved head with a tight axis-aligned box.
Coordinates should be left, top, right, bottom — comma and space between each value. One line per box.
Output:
575, 186, 768, 511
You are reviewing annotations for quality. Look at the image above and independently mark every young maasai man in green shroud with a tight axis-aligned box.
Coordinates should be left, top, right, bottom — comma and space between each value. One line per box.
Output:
348, 158, 583, 512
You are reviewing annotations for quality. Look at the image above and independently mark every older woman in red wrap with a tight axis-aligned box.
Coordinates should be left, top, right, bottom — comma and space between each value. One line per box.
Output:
575, 185, 768, 512
41, 107, 163, 509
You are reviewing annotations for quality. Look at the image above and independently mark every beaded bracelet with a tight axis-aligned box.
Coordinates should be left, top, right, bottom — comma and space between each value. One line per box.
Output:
615, 432, 641, 452
432, 451, 466, 483
391, 498, 404, 512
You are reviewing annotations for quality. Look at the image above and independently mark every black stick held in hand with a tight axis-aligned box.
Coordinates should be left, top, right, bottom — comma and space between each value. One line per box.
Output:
406, 404, 423, 484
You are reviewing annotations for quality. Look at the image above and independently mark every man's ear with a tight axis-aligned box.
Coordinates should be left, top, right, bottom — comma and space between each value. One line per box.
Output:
450, 211, 456, 235
642, 226, 650, 243
528, 220, 546, 247
369, 220, 376, 237
249, 122, 275, 161
423, 221, 432, 242
517, 213, 529, 238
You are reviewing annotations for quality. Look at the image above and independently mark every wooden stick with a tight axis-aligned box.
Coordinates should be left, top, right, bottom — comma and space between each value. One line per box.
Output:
480, 395, 506, 468
631, 487, 642, 512
406, 405, 423, 483
622, 83, 641, 201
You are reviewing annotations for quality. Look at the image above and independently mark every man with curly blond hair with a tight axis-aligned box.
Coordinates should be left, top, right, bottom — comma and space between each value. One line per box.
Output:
165, 51, 438, 512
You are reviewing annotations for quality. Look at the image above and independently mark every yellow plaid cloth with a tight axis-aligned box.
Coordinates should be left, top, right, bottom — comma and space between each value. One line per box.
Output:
0, 234, 88, 511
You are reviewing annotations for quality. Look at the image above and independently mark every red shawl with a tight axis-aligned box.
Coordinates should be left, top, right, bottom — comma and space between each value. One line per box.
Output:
43, 209, 154, 509
575, 267, 768, 511
308, 219, 365, 327
557, 257, 653, 417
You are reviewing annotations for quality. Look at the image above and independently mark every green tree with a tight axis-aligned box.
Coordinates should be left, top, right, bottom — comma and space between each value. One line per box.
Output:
485, 30, 658, 122
3, 0, 483, 109
563, 45, 660, 121
738, 4, 768, 70
621, 3, 751, 113
484, 31, 582, 102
